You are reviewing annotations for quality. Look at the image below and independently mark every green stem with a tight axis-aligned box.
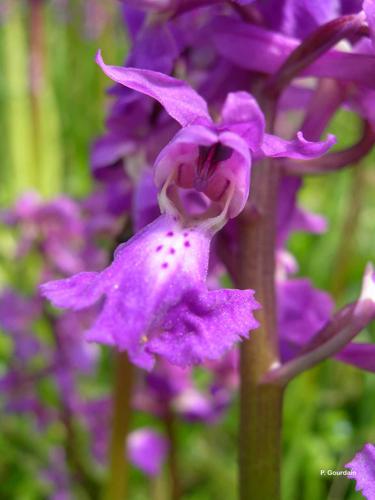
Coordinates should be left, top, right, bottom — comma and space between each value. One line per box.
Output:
238, 159, 283, 500
150, 473, 167, 500
164, 409, 181, 500
104, 352, 134, 500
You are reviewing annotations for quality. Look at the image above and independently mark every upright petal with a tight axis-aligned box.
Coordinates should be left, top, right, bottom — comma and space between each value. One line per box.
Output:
219, 91, 265, 150
96, 51, 212, 127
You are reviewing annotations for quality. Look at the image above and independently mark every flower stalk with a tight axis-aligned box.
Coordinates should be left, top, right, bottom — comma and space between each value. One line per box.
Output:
104, 352, 134, 500
237, 155, 282, 499
164, 409, 181, 500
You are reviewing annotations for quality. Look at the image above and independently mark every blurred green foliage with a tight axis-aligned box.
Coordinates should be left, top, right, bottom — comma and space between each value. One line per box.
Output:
0, 2, 374, 499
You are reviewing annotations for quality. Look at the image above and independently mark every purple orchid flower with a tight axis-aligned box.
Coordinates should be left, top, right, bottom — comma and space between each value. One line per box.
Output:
122, 0, 229, 15
42, 449, 72, 500
0, 289, 43, 363
134, 359, 191, 415
277, 176, 327, 248
211, 14, 375, 90
278, 271, 375, 374
277, 278, 334, 361
265, 264, 375, 385
345, 443, 375, 499
1, 193, 107, 277
256, 0, 344, 39
96, 51, 335, 221
127, 428, 168, 477
80, 398, 111, 463
41, 213, 260, 369
134, 355, 237, 422
173, 387, 215, 421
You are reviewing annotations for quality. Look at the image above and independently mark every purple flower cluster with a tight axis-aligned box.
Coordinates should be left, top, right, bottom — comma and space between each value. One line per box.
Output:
0, 192, 126, 496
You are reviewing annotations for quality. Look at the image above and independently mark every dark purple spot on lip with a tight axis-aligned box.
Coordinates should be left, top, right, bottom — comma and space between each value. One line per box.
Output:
183, 232, 189, 237
161, 262, 169, 269
166, 231, 174, 237
156, 245, 163, 252
184, 241, 191, 248
169, 248, 176, 254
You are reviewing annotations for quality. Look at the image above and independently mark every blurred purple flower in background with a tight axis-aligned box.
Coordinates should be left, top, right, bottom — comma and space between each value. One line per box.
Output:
127, 428, 168, 476
346, 443, 375, 499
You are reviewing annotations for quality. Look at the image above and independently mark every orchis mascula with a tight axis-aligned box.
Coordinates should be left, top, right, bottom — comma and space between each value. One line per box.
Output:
41, 55, 335, 370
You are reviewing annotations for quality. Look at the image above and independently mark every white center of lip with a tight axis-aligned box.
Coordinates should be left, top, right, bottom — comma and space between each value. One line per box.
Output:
148, 227, 194, 278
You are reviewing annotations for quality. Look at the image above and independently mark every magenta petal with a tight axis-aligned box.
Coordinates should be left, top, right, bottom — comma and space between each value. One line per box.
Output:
40, 272, 103, 310
335, 343, 375, 373
128, 22, 178, 74
219, 91, 265, 150
212, 17, 375, 89
127, 428, 168, 477
291, 208, 327, 236
96, 51, 211, 127
346, 444, 375, 499
258, 0, 339, 39
147, 287, 259, 366
278, 278, 334, 362
211, 16, 299, 74
0, 289, 41, 333
132, 169, 160, 231
173, 388, 213, 421
261, 131, 335, 159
